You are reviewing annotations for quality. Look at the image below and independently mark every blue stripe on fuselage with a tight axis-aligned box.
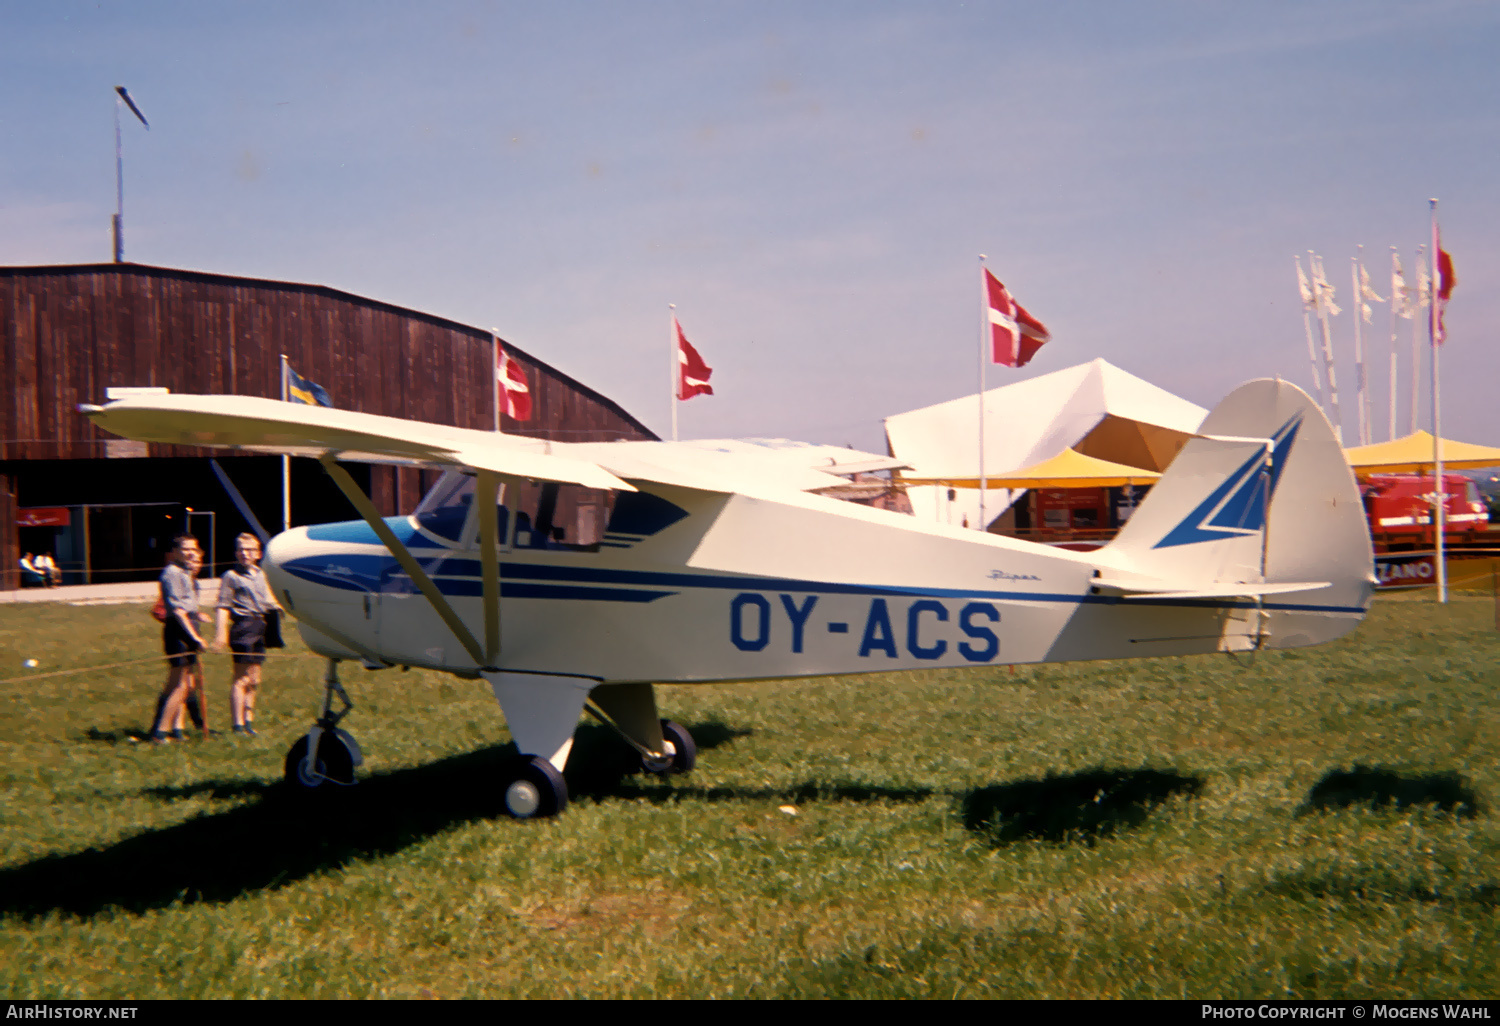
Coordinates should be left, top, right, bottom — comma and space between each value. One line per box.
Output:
278, 553, 1365, 615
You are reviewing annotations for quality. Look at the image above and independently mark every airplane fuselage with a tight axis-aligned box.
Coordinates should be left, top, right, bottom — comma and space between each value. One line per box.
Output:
265, 482, 1367, 686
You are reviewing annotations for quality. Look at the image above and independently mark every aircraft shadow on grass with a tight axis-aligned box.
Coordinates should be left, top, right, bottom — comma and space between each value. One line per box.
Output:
960, 768, 1204, 847
1257, 768, 1494, 908
0, 720, 887, 921
1298, 765, 1481, 818
2, 727, 1202, 921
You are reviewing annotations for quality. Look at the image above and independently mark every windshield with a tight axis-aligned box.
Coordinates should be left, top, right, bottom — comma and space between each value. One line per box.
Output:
414, 471, 475, 542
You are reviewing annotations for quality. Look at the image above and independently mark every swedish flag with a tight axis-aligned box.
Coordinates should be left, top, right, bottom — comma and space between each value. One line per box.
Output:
286, 364, 332, 407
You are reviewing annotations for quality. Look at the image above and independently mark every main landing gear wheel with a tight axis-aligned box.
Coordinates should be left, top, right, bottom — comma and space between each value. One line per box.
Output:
641, 719, 697, 775
284, 731, 358, 789
503, 755, 568, 819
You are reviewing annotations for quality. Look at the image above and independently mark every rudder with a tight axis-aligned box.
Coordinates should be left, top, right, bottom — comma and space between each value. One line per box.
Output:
1103, 379, 1373, 648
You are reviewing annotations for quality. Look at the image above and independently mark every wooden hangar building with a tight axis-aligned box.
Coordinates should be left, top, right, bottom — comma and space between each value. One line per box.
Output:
1, 262, 655, 590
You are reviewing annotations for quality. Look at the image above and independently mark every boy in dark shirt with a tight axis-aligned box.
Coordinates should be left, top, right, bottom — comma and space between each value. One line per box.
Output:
215, 533, 281, 736
151, 536, 211, 743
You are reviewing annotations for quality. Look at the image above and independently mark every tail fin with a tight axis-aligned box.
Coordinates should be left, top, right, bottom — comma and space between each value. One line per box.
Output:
1102, 379, 1373, 648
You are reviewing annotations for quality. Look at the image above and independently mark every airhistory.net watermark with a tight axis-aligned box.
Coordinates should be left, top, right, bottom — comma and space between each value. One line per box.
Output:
5, 1008, 137, 1020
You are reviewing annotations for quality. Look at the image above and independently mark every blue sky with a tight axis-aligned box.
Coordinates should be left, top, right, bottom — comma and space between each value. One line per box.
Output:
4, 1, 1497, 452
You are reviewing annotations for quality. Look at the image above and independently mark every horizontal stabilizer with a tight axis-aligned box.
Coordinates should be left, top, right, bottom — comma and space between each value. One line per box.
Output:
1094, 578, 1332, 600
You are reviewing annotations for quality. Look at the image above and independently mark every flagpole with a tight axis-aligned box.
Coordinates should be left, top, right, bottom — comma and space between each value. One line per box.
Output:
1410, 245, 1426, 436
280, 354, 291, 533
1296, 256, 1325, 411
1351, 252, 1368, 445
669, 304, 679, 443
492, 331, 502, 433
1388, 247, 1400, 441
1430, 200, 1447, 604
1311, 253, 1344, 444
978, 255, 988, 533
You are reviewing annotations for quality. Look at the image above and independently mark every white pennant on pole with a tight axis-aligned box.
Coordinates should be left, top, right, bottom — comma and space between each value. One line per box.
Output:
1295, 256, 1326, 412
1309, 253, 1344, 443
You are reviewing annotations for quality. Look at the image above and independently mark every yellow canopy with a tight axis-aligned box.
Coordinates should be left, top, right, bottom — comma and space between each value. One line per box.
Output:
1344, 430, 1500, 473
902, 448, 1161, 490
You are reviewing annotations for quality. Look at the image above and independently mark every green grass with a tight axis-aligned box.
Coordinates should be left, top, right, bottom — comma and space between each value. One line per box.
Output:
1, 595, 1498, 998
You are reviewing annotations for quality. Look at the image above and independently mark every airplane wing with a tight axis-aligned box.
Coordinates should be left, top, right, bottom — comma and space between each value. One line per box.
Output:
80, 393, 635, 492
80, 394, 907, 499
570, 438, 905, 496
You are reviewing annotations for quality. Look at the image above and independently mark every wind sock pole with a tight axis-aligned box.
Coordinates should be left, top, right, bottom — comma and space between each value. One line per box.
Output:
281, 354, 291, 533
669, 304, 679, 443
113, 95, 123, 262
978, 255, 988, 532
112, 86, 149, 263
1430, 200, 1447, 604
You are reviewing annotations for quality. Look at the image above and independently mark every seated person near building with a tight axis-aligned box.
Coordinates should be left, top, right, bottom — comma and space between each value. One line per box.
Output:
19, 553, 45, 588
34, 552, 60, 587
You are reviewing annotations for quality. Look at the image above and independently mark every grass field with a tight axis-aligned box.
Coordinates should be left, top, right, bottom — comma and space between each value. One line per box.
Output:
1, 594, 1497, 999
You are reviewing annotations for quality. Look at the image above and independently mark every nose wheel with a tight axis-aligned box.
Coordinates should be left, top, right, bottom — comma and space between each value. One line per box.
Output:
285, 729, 360, 788
284, 659, 364, 790
503, 755, 568, 819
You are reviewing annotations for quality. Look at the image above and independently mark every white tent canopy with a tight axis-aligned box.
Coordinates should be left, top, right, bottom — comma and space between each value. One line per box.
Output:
883, 359, 1208, 528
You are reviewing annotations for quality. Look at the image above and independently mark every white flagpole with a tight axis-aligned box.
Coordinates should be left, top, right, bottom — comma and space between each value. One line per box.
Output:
1430, 199, 1447, 604
669, 304, 679, 443
978, 254, 988, 533
1410, 245, 1426, 435
1311, 253, 1344, 444
1351, 251, 1368, 446
1388, 247, 1400, 441
492, 331, 502, 433
280, 354, 291, 533
1296, 256, 1326, 411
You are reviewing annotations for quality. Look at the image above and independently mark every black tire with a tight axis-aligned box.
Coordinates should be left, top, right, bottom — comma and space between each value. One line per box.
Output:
284, 731, 357, 789
502, 755, 569, 819
658, 719, 697, 774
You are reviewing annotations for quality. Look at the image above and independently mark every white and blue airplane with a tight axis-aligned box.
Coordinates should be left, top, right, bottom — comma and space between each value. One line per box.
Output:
83, 378, 1374, 818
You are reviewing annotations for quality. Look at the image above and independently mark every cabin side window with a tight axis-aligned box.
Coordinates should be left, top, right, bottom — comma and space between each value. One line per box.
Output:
506, 482, 615, 552
414, 472, 615, 552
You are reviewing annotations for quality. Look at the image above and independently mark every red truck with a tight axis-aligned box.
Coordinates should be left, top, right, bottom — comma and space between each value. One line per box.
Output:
1361, 473, 1489, 535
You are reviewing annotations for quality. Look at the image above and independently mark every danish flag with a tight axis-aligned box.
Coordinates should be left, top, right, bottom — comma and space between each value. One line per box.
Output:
496, 344, 533, 421
985, 269, 1051, 367
1433, 229, 1456, 345
675, 318, 714, 400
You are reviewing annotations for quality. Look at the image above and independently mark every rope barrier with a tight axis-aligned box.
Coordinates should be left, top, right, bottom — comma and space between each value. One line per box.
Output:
0, 649, 322, 687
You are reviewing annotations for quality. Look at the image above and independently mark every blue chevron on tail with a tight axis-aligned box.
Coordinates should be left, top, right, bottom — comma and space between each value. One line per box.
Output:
1153, 415, 1302, 549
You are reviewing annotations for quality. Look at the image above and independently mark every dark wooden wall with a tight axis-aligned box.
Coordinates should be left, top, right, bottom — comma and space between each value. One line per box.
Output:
1, 263, 654, 463
0, 474, 15, 591
2, 263, 657, 515
1, 264, 657, 580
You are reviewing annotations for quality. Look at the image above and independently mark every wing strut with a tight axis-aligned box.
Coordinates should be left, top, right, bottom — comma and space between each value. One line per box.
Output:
319, 454, 489, 669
